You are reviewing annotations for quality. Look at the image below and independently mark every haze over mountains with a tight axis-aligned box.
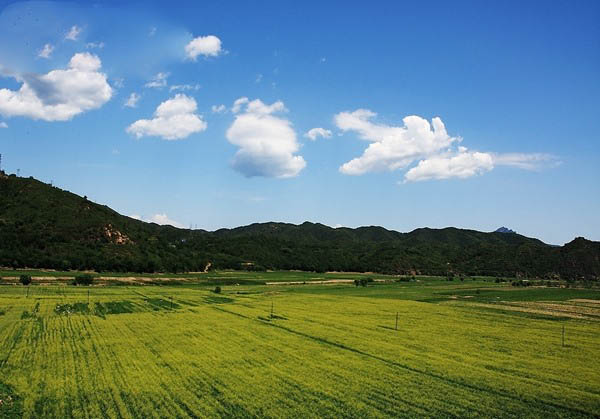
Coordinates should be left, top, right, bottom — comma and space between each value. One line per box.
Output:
1, 171, 598, 278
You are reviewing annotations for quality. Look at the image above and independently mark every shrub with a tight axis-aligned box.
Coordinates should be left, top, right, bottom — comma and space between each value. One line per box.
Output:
72, 274, 94, 286
214, 286, 222, 294
19, 274, 32, 286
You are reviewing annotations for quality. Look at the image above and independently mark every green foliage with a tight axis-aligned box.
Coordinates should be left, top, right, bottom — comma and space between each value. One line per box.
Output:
19, 275, 31, 286
72, 274, 94, 286
54, 303, 89, 315
0, 381, 22, 418
0, 281, 598, 417
354, 278, 370, 287
214, 286, 222, 294
0, 174, 599, 279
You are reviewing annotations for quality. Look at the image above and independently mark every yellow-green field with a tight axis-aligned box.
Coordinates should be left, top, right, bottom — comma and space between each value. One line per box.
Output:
1, 275, 599, 418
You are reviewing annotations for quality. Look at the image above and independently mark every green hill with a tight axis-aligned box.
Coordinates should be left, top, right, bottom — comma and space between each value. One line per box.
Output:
0, 171, 598, 278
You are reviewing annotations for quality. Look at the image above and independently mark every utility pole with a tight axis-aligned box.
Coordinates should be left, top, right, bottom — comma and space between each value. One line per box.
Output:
270, 301, 274, 319
395, 312, 398, 331
562, 325, 565, 347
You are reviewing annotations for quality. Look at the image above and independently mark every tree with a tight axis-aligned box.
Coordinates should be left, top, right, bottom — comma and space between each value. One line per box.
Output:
72, 274, 94, 286
19, 274, 32, 285
214, 286, 222, 294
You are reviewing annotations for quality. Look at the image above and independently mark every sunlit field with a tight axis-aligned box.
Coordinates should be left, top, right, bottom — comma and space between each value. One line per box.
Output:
1, 273, 599, 418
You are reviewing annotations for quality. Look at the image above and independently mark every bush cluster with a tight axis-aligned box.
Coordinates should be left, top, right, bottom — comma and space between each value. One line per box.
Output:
354, 278, 374, 287
72, 274, 94, 286
19, 274, 32, 285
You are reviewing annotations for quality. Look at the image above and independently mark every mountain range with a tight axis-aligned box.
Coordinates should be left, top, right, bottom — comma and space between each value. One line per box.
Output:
1, 171, 598, 279
495, 227, 516, 234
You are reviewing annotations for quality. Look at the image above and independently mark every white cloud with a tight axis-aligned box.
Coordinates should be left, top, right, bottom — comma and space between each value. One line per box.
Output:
0, 52, 113, 121
231, 97, 249, 113
169, 83, 201, 92
404, 149, 494, 182
149, 27, 157, 37
185, 35, 222, 60
126, 94, 207, 140
130, 213, 183, 228
124, 92, 140, 108
245, 99, 287, 115
336, 110, 459, 175
226, 98, 306, 178
65, 25, 82, 41
112, 78, 124, 89
491, 153, 560, 170
337, 109, 557, 183
38, 43, 54, 59
211, 104, 226, 113
145, 72, 169, 88
0, 122, 7, 128
255, 74, 263, 83
305, 127, 332, 141
148, 214, 184, 228
85, 41, 105, 49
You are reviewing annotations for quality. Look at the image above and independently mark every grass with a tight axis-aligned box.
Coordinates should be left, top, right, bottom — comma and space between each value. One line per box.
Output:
0, 276, 599, 417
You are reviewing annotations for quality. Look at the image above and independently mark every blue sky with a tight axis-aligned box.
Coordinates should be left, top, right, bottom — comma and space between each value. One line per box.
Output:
0, 0, 598, 245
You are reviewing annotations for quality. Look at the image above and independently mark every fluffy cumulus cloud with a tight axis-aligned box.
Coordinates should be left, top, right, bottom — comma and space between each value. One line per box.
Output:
130, 213, 183, 228
336, 109, 556, 183
38, 43, 54, 59
0, 52, 113, 121
65, 25, 82, 41
305, 127, 332, 141
336, 110, 458, 175
231, 97, 249, 113
226, 98, 306, 178
185, 35, 222, 60
126, 94, 207, 140
124, 92, 140, 108
211, 104, 226, 113
0, 121, 7, 128
145, 72, 169, 88
404, 148, 494, 182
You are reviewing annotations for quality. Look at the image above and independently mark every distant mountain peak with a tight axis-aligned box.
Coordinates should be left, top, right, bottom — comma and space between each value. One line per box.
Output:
495, 226, 516, 234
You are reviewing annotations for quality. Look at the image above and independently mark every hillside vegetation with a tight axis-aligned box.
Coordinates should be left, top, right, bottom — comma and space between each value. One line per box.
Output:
0, 172, 598, 278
